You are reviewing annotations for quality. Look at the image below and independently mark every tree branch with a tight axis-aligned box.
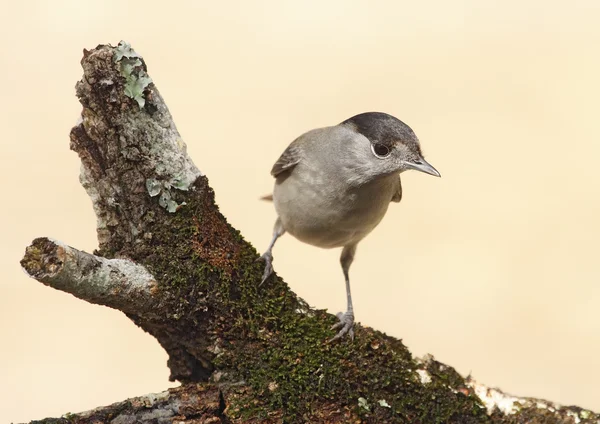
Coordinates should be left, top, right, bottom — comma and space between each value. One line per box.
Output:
20, 41, 600, 423
21, 237, 159, 315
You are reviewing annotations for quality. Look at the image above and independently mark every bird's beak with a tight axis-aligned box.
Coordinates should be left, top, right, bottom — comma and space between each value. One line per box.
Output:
404, 158, 441, 177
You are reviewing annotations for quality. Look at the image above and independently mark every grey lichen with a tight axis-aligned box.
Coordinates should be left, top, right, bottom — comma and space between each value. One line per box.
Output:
114, 41, 153, 108
146, 178, 162, 197
159, 189, 186, 213
378, 399, 391, 408
146, 177, 188, 213
358, 397, 370, 412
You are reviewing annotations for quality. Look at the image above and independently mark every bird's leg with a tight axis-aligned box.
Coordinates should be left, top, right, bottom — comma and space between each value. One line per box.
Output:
257, 217, 285, 285
330, 243, 357, 342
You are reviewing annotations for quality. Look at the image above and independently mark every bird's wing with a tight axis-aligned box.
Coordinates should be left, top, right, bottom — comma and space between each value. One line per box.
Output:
391, 176, 402, 202
270, 143, 302, 177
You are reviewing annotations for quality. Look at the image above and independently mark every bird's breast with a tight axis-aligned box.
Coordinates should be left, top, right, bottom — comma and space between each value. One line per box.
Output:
273, 168, 398, 248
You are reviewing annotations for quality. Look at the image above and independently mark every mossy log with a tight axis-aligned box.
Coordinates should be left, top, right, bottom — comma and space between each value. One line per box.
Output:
20, 42, 599, 424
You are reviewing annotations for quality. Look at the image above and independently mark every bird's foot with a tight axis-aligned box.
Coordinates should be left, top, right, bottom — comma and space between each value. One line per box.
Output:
256, 251, 274, 285
329, 311, 355, 342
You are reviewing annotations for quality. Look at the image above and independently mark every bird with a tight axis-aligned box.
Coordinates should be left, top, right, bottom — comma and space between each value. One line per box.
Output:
258, 112, 440, 342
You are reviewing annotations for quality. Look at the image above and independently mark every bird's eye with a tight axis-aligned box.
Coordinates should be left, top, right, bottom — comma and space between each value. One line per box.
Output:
371, 143, 390, 158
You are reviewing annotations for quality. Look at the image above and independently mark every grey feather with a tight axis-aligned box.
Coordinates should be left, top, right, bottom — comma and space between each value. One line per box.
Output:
391, 177, 402, 203
271, 144, 302, 177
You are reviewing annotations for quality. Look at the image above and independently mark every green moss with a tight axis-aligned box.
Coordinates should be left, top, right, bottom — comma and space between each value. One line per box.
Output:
105, 177, 490, 423
20, 243, 43, 275
21, 238, 62, 279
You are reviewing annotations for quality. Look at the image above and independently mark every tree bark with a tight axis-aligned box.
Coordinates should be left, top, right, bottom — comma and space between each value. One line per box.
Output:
20, 41, 599, 424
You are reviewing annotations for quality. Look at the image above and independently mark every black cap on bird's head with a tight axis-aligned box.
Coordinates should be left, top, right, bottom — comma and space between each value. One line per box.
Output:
341, 112, 440, 177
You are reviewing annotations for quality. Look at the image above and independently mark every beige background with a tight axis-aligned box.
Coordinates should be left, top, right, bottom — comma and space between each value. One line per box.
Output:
1, 0, 599, 422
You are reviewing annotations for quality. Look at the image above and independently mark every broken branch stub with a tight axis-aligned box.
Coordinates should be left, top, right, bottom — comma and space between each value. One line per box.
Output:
72, 41, 202, 254
20, 237, 158, 315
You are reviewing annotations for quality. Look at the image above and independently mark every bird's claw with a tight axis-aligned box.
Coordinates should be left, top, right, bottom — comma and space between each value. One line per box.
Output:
328, 311, 355, 342
256, 251, 274, 286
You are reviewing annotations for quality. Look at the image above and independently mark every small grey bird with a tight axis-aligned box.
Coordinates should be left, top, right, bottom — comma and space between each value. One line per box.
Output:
259, 112, 440, 341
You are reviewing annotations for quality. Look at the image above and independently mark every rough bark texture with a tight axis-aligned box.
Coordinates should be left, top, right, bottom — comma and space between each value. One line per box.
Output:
20, 42, 600, 423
